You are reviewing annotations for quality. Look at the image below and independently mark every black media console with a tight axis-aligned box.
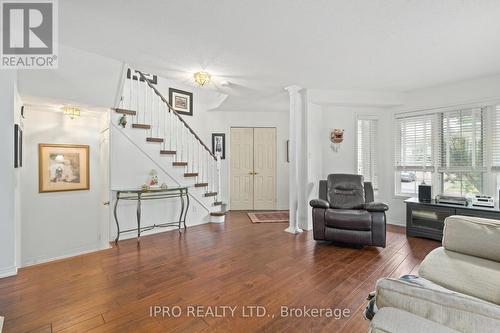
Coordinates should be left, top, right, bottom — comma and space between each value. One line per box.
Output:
405, 197, 500, 241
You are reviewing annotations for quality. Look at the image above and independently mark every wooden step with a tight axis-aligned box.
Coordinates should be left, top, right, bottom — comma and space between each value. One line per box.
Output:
160, 150, 176, 155
213, 201, 223, 206
173, 162, 188, 166
204, 192, 217, 197
114, 108, 136, 115
194, 183, 208, 188
146, 137, 164, 143
184, 173, 198, 177
210, 211, 226, 217
132, 123, 151, 129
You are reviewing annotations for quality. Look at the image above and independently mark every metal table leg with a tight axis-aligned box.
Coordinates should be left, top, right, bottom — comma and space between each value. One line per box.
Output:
137, 193, 142, 241
114, 192, 120, 244
183, 189, 189, 230
178, 190, 185, 233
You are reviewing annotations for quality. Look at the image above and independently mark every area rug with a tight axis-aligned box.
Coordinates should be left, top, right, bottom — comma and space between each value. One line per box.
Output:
248, 211, 289, 223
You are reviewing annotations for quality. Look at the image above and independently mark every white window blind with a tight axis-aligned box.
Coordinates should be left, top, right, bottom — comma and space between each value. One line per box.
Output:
492, 105, 500, 171
437, 108, 485, 173
357, 118, 378, 189
394, 115, 435, 172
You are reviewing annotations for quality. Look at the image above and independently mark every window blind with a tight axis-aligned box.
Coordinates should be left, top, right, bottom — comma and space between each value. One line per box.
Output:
357, 118, 378, 189
437, 108, 485, 173
492, 105, 500, 171
394, 115, 435, 172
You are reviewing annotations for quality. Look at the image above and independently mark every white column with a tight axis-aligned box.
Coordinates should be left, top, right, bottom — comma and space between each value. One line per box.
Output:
285, 85, 303, 234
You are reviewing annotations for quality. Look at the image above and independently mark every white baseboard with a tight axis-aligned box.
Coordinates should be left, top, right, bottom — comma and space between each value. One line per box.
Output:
112, 220, 209, 241
387, 218, 405, 227
0, 265, 18, 278
21, 243, 103, 268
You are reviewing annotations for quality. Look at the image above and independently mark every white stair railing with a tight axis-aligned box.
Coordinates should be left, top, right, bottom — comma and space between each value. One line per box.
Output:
121, 69, 221, 209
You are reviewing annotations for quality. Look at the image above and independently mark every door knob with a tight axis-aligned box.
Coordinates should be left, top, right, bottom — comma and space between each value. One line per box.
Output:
103, 201, 110, 206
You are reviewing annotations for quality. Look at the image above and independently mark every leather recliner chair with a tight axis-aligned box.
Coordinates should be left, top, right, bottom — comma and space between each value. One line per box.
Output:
309, 174, 388, 247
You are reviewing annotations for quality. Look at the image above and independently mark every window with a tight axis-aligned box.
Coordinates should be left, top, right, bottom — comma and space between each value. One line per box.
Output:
438, 108, 485, 196
492, 105, 500, 171
357, 117, 378, 190
394, 107, 488, 197
394, 115, 435, 195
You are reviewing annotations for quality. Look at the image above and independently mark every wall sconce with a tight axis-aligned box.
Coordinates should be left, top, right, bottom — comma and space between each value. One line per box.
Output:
62, 106, 80, 119
330, 128, 344, 152
194, 71, 211, 86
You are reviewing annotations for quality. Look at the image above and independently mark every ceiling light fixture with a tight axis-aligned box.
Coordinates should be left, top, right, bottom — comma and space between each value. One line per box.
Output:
62, 106, 81, 119
194, 71, 211, 87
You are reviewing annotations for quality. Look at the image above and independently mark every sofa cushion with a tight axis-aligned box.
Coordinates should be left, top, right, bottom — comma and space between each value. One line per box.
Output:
419, 247, 500, 305
325, 209, 371, 231
370, 307, 460, 333
327, 174, 365, 209
375, 277, 500, 333
443, 215, 500, 263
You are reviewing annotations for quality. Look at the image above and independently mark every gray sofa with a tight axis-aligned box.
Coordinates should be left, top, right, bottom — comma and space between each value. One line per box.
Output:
367, 215, 500, 333
309, 174, 388, 247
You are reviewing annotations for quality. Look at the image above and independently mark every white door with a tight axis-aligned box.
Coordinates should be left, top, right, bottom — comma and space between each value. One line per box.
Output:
253, 128, 276, 210
230, 127, 277, 210
230, 128, 254, 210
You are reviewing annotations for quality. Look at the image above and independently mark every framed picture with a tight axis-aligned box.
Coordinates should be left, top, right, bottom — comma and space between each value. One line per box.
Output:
169, 88, 193, 116
38, 144, 90, 193
14, 124, 22, 168
212, 133, 226, 160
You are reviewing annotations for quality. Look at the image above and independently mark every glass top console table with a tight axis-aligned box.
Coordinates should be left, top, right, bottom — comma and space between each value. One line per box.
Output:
112, 187, 189, 243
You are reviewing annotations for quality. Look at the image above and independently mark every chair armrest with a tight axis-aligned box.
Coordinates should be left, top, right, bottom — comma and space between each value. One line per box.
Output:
364, 202, 389, 212
309, 199, 330, 209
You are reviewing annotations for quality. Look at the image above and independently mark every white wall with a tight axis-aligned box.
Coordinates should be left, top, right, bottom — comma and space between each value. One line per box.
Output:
0, 71, 18, 278
21, 108, 106, 266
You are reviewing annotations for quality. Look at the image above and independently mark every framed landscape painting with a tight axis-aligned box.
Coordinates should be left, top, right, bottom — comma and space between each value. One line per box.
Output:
38, 144, 90, 193
169, 88, 193, 116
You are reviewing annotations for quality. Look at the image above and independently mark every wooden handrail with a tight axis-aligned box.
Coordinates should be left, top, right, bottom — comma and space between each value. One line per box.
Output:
135, 70, 217, 160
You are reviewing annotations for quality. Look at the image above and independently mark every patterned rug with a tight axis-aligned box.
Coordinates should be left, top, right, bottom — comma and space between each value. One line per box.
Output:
247, 211, 289, 223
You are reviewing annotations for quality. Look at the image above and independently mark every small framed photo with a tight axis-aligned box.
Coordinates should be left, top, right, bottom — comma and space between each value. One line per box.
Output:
212, 133, 226, 160
169, 88, 193, 116
38, 144, 90, 193
14, 124, 22, 168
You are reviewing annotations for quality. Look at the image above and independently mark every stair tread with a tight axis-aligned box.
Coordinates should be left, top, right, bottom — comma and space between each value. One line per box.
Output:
114, 108, 136, 115
146, 137, 164, 142
173, 162, 188, 166
132, 123, 151, 129
194, 183, 209, 187
213, 201, 223, 206
184, 173, 199, 177
160, 150, 176, 155
205, 192, 217, 197
210, 211, 226, 216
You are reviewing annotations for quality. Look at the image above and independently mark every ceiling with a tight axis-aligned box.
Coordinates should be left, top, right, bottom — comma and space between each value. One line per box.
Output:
59, 0, 500, 110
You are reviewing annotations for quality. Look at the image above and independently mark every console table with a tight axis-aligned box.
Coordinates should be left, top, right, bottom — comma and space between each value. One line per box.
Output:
405, 197, 500, 241
113, 187, 189, 243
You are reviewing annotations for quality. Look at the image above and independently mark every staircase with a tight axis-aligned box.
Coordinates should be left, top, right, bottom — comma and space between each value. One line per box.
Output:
114, 68, 225, 219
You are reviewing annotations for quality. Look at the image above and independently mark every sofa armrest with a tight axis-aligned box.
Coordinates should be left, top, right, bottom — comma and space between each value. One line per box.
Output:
364, 202, 389, 212
309, 199, 330, 209
370, 307, 460, 333
374, 277, 500, 333
443, 215, 500, 262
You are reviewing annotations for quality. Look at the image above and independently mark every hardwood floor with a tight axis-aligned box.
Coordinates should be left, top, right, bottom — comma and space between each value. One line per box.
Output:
0, 212, 440, 333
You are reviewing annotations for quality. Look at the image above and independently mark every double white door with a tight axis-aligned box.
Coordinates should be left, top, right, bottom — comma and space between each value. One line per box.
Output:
230, 127, 276, 210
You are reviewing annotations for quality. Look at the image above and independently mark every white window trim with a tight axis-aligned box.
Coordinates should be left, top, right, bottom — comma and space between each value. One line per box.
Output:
356, 114, 379, 194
